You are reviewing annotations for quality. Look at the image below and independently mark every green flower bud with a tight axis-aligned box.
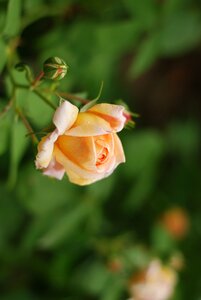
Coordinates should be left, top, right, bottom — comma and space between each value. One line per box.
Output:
43, 57, 68, 80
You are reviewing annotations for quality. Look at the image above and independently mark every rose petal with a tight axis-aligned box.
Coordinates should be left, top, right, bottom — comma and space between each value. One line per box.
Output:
94, 134, 115, 173
54, 145, 104, 185
35, 130, 59, 169
43, 158, 65, 180
56, 135, 96, 170
53, 100, 78, 134
65, 112, 117, 137
112, 133, 126, 165
63, 168, 99, 186
88, 103, 126, 132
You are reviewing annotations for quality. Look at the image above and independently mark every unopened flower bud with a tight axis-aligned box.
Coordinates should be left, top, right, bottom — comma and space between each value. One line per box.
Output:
43, 57, 68, 80
160, 207, 189, 240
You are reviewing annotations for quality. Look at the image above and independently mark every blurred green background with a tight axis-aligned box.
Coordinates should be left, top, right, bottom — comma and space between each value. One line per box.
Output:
0, 0, 201, 299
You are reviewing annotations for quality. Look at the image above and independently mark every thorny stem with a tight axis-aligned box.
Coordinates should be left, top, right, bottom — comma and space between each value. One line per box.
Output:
16, 107, 39, 145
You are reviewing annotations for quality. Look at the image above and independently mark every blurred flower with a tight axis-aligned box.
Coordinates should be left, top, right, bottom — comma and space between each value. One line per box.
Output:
128, 260, 177, 300
160, 207, 189, 239
169, 253, 184, 271
107, 257, 123, 273
35, 100, 126, 185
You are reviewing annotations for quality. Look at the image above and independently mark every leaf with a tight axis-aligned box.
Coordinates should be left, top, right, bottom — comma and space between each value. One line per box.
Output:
159, 11, 201, 56
124, 131, 164, 178
0, 109, 11, 156
80, 81, 104, 112
38, 202, 90, 248
101, 278, 124, 300
77, 262, 112, 295
123, 131, 164, 209
123, 246, 150, 270
17, 164, 77, 216
3, 0, 22, 37
0, 185, 23, 248
0, 38, 7, 72
80, 98, 98, 112
166, 121, 200, 159
130, 34, 160, 77
124, 0, 158, 29
26, 90, 55, 128
7, 113, 29, 188
151, 225, 176, 255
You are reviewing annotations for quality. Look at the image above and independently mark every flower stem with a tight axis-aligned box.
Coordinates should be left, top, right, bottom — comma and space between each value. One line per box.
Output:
32, 71, 44, 87
16, 107, 39, 145
34, 89, 57, 110
56, 92, 89, 104
0, 98, 13, 119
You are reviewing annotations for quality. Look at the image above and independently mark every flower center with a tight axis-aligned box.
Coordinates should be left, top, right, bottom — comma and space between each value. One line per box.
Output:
96, 147, 109, 166
95, 138, 109, 166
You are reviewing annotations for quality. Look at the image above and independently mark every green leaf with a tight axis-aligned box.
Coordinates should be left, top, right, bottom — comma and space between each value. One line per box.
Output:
38, 202, 90, 248
0, 186, 23, 248
124, 131, 164, 178
151, 225, 176, 255
123, 131, 164, 209
80, 81, 104, 112
0, 109, 11, 156
0, 38, 7, 72
3, 0, 22, 37
124, 0, 158, 29
8, 114, 29, 188
17, 164, 77, 216
159, 11, 201, 56
130, 35, 160, 77
77, 262, 112, 295
26, 90, 55, 128
101, 278, 124, 300
123, 246, 150, 270
80, 98, 98, 112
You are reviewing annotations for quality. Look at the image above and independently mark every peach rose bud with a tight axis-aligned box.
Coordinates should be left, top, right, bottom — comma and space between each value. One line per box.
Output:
35, 100, 126, 185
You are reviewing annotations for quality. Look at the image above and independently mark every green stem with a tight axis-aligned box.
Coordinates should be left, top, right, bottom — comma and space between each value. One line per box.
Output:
0, 98, 13, 119
56, 91, 89, 104
33, 89, 57, 110
31, 71, 44, 87
16, 107, 39, 145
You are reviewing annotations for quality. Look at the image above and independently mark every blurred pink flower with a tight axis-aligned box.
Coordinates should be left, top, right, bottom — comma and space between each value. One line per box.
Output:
129, 260, 177, 300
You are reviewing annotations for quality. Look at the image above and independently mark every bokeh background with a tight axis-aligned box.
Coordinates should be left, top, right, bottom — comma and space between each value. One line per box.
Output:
0, 0, 201, 299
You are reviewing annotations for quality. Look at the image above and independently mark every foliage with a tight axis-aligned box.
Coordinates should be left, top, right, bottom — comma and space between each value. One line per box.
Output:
0, 0, 201, 299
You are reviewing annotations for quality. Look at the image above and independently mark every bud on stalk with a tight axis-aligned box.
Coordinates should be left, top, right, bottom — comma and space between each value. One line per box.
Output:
43, 57, 68, 80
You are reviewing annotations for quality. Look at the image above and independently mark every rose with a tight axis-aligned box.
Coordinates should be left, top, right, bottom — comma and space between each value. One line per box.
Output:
35, 100, 126, 185
129, 260, 177, 300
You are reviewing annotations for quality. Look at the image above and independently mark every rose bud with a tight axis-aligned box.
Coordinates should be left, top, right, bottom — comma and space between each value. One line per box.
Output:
43, 57, 68, 80
160, 207, 189, 240
35, 100, 126, 185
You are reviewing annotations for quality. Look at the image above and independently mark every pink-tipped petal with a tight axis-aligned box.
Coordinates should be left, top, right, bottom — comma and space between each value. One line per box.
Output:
43, 158, 65, 180
53, 100, 79, 134
88, 103, 126, 132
